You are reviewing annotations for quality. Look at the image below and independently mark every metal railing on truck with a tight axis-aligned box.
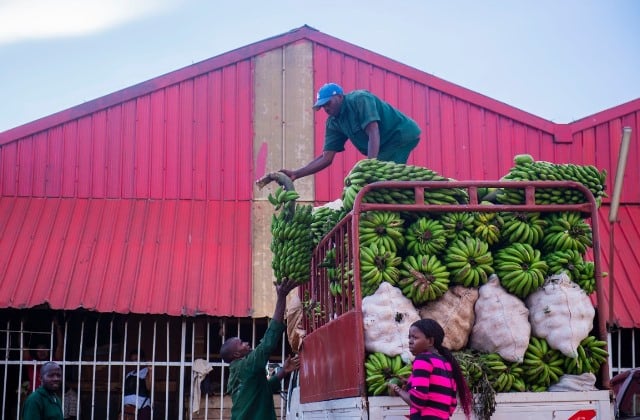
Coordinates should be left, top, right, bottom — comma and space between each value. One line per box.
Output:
297, 180, 608, 404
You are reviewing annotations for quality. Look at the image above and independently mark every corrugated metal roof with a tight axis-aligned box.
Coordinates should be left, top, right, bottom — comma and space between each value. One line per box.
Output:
0, 197, 253, 317
594, 205, 640, 328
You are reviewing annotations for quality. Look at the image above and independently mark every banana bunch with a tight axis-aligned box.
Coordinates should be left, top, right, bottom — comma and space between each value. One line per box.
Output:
405, 217, 448, 256
473, 211, 504, 246
444, 238, 494, 287
480, 353, 526, 393
575, 261, 597, 294
341, 159, 468, 211
544, 249, 584, 280
440, 212, 475, 243
542, 212, 593, 254
320, 248, 354, 297
493, 243, 548, 298
500, 212, 546, 246
396, 254, 450, 305
311, 206, 345, 246
499, 154, 607, 207
523, 336, 565, 388
270, 204, 314, 284
268, 186, 299, 216
365, 352, 412, 396
564, 335, 609, 375
359, 211, 405, 253
359, 243, 402, 297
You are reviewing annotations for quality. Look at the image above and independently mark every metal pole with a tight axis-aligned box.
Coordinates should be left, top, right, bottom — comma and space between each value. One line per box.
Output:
608, 126, 632, 327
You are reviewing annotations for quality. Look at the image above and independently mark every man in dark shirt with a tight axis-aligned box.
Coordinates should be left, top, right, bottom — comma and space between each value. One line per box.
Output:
280, 82, 421, 181
220, 278, 300, 420
22, 361, 64, 420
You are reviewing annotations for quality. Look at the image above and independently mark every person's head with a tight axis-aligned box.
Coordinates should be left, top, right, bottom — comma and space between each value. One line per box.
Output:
408, 318, 445, 356
220, 337, 251, 363
313, 83, 344, 116
128, 349, 146, 362
40, 361, 62, 392
33, 343, 50, 361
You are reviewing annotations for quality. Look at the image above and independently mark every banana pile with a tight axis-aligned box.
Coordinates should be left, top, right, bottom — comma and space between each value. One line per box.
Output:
311, 206, 345, 246
396, 254, 450, 305
481, 353, 526, 393
473, 211, 503, 246
497, 154, 607, 207
341, 159, 468, 211
522, 336, 565, 390
564, 335, 609, 375
360, 243, 402, 297
500, 212, 546, 246
440, 212, 474, 243
493, 243, 548, 298
444, 237, 494, 287
359, 211, 405, 252
364, 352, 412, 396
405, 218, 448, 255
269, 186, 314, 284
542, 212, 593, 254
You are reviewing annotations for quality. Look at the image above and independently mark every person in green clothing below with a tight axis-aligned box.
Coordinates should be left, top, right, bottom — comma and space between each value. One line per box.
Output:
220, 278, 300, 419
280, 82, 421, 181
22, 361, 64, 420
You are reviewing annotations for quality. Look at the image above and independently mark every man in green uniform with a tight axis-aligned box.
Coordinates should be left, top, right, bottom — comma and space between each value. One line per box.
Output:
220, 278, 300, 420
280, 82, 421, 181
22, 361, 64, 420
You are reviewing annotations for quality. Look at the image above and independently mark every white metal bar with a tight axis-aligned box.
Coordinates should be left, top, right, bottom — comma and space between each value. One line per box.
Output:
106, 318, 114, 420
179, 318, 187, 420
2, 320, 9, 417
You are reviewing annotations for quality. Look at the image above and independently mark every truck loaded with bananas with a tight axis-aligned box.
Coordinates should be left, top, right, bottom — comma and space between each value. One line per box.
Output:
269, 156, 614, 420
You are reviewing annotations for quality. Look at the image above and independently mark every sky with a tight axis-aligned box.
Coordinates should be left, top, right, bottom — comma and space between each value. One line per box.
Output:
0, 0, 639, 133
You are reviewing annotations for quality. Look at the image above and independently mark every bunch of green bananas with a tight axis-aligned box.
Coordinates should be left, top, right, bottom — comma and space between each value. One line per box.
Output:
311, 206, 345, 246
405, 217, 447, 256
497, 154, 607, 207
454, 350, 486, 388
444, 238, 494, 287
523, 336, 565, 389
396, 254, 450, 305
564, 335, 609, 375
542, 212, 593, 254
574, 261, 597, 294
500, 212, 547, 246
340, 159, 468, 211
473, 212, 503, 246
480, 353, 526, 393
493, 243, 548, 298
440, 212, 475, 243
320, 248, 354, 298
359, 243, 402, 297
365, 352, 412, 396
269, 186, 313, 284
544, 249, 584, 280
359, 211, 405, 253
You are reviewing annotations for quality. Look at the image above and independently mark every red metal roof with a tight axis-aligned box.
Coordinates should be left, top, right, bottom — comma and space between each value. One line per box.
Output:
593, 205, 640, 328
0, 197, 253, 317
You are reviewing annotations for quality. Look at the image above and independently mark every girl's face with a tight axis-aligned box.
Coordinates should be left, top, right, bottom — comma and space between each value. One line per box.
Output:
408, 325, 433, 355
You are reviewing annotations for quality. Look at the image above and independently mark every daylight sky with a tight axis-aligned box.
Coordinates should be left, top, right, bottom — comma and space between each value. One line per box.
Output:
1, 0, 638, 133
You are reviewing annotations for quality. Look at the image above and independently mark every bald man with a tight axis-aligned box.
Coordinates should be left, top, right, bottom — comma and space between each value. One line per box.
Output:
22, 361, 64, 420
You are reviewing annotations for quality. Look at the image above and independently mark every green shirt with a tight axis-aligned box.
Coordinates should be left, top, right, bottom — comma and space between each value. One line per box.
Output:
323, 90, 421, 160
227, 320, 285, 420
22, 386, 64, 420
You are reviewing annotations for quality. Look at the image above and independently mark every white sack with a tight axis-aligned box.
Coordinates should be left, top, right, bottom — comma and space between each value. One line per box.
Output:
547, 373, 597, 391
470, 274, 531, 362
526, 272, 595, 358
362, 282, 420, 362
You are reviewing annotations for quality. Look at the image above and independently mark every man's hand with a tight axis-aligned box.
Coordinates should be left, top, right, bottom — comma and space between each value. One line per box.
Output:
279, 169, 297, 182
283, 354, 300, 374
276, 278, 298, 299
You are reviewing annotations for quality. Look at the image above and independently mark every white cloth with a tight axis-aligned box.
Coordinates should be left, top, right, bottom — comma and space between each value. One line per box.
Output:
191, 359, 213, 413
123, 367, 151, 409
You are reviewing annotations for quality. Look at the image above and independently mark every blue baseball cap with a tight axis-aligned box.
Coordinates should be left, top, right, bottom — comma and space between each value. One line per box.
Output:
313, 83, 343, 109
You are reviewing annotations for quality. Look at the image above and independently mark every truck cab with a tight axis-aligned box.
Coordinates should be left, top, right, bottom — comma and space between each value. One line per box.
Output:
613, 368, 640, 419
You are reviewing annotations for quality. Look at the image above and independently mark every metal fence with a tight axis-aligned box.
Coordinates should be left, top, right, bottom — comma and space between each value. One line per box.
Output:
610, 327, 639, 376
1, 309, 290, 420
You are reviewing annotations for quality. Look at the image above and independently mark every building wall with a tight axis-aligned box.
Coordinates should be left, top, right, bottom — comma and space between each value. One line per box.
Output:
252, 41, 314, 317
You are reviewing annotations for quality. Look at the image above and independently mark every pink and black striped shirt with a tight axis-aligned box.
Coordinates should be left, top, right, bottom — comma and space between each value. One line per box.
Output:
407, 351, 457, 420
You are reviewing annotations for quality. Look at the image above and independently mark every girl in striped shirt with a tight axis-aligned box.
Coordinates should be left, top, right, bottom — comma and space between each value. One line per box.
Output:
389, 319, 472, 420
